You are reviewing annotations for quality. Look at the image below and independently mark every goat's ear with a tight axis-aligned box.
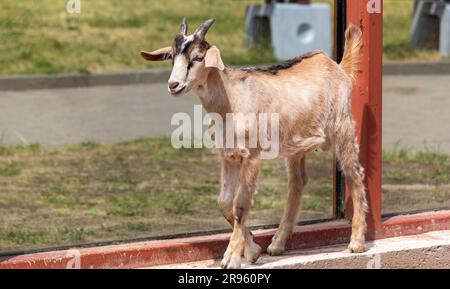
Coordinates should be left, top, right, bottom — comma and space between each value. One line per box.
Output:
140, 46, 172, 61
205, 46, 224, 71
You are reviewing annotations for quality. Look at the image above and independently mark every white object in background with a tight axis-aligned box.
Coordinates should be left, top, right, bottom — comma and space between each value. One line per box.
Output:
270, 3, 332, 60
245, 3, 332, 61
440, 5, 450, 57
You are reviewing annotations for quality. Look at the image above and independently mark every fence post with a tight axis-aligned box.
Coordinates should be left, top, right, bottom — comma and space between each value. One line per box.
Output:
346, 0, 383, 239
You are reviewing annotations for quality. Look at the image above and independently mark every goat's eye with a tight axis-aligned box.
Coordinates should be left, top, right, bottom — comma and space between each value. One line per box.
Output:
193, 57, 204, 62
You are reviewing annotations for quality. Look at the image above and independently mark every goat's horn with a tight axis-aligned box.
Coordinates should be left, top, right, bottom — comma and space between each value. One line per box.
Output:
193, 18, 215, 40
179, 17, 188, 35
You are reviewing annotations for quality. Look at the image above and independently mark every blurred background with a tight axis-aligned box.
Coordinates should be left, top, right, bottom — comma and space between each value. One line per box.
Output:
0, 0, 444, 75
0, 0, 449, 253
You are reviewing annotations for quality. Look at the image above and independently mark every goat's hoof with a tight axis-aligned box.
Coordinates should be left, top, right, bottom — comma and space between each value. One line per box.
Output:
267, 241, 285, 256
220, 252, 242, 269
244, 242, 261, 264
347, 241, 365, 253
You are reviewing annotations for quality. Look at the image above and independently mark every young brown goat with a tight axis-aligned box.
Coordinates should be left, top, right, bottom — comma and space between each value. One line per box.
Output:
141, 18, 367, 269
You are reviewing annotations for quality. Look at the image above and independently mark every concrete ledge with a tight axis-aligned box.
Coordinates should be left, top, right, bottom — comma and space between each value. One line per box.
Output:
1, 61, 450, 91
0, 69, 171, 91
383, 60, 450, 75
151, 230, 450, 269
1, 210, 449, 269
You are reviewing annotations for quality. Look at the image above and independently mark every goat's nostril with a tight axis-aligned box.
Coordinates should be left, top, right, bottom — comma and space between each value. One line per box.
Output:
169, 82, 180, 90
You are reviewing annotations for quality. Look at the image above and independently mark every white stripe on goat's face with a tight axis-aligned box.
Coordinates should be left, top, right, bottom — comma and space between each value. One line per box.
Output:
180, 35, 194, 53
168, 54, 189, 95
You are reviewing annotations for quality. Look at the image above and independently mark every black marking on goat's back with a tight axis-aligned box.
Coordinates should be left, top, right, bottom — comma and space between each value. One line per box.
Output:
240, 50, 324, 75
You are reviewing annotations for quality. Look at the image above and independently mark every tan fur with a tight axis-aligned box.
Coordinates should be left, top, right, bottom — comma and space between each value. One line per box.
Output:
340, 24, 363, 81
142, 20, 367, 268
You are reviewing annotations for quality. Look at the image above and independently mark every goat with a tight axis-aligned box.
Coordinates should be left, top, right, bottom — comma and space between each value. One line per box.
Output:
141, 18, 367, 269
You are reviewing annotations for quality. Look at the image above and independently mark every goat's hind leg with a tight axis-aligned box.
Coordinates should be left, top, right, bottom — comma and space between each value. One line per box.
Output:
267, 156, 307, 256
218, 157, 261, 265
335, 118, 368, 253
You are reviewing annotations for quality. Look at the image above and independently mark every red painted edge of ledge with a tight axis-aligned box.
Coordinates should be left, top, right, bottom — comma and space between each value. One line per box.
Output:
382, 210, 450, 238
1, 210, 449, 269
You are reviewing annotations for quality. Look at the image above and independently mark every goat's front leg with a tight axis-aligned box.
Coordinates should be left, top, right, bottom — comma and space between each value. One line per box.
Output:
218, 157, 261, 265
221, 156, 260, 269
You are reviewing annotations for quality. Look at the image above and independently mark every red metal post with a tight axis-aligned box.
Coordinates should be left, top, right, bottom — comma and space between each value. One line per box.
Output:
346, 0, 383, 238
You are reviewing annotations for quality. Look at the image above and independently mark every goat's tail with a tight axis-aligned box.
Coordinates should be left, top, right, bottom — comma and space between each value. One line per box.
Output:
339, 24, 362, 81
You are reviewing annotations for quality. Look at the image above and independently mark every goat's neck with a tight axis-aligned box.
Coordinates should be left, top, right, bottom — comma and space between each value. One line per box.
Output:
194, 68, 233, 116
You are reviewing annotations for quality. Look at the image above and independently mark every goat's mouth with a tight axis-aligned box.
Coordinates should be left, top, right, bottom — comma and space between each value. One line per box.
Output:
169, 85, 186, 96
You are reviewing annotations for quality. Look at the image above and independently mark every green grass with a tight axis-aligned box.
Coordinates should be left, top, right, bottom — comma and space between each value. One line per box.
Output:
0, 0, 272, 75
383, 149, 448, 166
0, 0, 444, 76
382, 147, 450, 184
0, 162, 21, 177
0, 143, 41, 156
0, 227, 94, 246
